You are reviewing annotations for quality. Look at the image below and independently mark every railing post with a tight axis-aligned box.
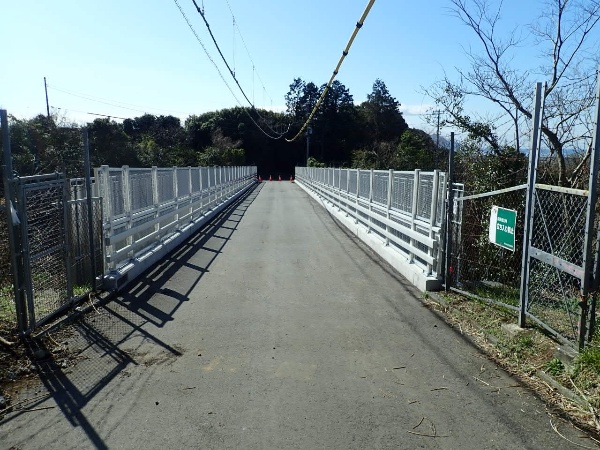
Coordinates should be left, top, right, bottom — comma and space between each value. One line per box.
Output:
198, 167, 204, 210
212, 166, 217, 204
410, 169, 421, 264
355, 169, 360, 224
99, 165, 114, 271
122, 166, 133, 258
368, 169, 374, 233
346, 168, 350, 217
219, 167, 224, 201
386, 169, 393, 246
427, 170, 440, 276
337, 168, 342, 212
151, 166, 160, 239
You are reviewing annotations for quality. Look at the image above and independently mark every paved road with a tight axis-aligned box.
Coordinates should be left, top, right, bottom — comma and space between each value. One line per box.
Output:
1, 182, 592, 449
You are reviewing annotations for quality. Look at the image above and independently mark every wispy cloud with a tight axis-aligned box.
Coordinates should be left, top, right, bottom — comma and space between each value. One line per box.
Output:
399, 104, 436, 116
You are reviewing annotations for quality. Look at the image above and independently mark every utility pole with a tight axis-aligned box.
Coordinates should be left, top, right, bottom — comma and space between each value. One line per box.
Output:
44, 77, 50, 119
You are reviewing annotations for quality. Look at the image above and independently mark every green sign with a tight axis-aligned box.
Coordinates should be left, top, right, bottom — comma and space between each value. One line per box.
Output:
489, 206, 517, 251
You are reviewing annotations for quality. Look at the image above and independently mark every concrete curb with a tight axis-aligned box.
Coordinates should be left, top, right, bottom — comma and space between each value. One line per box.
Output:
295, 179, 441, 292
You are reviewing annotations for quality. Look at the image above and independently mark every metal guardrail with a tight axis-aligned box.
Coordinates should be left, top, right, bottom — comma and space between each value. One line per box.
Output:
295, 167, 446, 286
94, 165, 256, 289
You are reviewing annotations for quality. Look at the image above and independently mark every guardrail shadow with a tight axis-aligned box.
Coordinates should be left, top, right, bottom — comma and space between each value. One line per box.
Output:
0, 182, 263, 449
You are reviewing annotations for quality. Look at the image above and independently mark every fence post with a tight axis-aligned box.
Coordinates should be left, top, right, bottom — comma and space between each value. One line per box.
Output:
445, 133, 455, 291
519, 82, 544, 328
62, 168, 74, 303
1, 109, 28, 332
583, 69, 600, 345
82, 128, 97, 291
410, 170, 421, 264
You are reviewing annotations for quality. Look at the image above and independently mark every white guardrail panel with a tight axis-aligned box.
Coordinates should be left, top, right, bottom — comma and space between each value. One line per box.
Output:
94, 165, 257, 290
295, 166, 446, 291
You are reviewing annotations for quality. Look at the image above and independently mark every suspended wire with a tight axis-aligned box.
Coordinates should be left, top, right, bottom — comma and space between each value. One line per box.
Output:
54, 106, 129, 121
223, 0, 274, 106
232, 16, 236, 77
286, 0, 377, 143
188, 0, 289, 138
173, 0, 286, 140
47, 84, 191, 116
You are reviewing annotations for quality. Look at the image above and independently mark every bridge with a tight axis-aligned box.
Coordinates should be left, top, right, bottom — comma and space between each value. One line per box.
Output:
1, 172, 588, 448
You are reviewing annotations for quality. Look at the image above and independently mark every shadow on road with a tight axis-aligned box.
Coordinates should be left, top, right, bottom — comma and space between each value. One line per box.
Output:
0, 183, 263, 449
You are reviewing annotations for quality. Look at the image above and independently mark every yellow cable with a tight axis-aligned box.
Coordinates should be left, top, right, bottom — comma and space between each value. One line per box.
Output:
286, 0, 376, 143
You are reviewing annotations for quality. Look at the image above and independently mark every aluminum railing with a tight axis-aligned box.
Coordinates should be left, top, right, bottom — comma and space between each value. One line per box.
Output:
94, 165, 256, 288
295, 167, 446, 282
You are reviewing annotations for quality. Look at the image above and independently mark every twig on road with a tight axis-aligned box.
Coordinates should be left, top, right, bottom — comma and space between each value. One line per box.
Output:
550, 419, 596, 449
23, 406, 55, 413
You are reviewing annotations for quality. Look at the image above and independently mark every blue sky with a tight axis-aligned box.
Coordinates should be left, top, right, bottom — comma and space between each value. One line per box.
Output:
0, 0, 588, 139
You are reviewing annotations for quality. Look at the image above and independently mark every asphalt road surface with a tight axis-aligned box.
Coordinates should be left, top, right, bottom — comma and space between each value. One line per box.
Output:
0, 182, 593, 449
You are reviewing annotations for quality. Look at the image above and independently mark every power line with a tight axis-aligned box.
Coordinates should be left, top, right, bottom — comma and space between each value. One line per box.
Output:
223, 0, 274, 107
286, 0, 377, 143
188, 0, 288, 138
47, 83, 192, 116
173, 0, 287, 140
55, 106, 129, 121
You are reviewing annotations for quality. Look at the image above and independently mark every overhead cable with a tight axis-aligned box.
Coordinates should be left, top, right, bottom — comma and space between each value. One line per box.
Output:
173, 0, 286, 140
188, 0, 289, 139
223, 0, 274, 106
286, 0, 377, 143
47, 84, 191, 116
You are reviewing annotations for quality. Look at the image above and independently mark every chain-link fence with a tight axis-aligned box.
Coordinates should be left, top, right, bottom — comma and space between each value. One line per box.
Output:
18, 175, 70, 326
526, 186, 590, 343
449, 180, 596, 347
450, 185, 527, 311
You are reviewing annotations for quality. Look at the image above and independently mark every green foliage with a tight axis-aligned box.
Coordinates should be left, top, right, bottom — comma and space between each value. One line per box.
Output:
456, 138, 527, 194
395, 129, 436, 170
359, 79, 408, 143
307, 157, 326, 168
497, 333, 535, 366
197, 147, 245, 166
544, 358, 565, 376
574, 346, 600, 376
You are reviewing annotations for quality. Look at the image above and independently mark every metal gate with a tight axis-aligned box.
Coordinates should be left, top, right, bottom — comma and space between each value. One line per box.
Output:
2, 110, 103, 333
522, 184, 593, 347
14, 174, 73, 331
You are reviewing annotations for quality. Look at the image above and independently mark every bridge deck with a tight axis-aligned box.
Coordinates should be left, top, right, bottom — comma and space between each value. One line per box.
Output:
1, 182, 586, 448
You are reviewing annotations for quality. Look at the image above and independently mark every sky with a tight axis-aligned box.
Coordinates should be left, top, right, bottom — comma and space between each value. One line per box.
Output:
0, 0, 591, 140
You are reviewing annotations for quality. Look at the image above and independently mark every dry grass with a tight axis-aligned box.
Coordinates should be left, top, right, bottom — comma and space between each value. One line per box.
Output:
425, 292, 600, 438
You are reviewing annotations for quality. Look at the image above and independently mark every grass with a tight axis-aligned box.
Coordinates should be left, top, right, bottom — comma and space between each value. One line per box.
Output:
428, 290, 600, 435
0, 284, 16, 324
472, 282, 520, 307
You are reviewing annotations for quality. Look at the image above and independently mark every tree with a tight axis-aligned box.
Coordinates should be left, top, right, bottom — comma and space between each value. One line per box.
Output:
396, 129, 437, 170
313, 80, 360, 164
360, 79, 408, 143
284, 78, 320, 125
89, 118, 138, 167
425, 0, 600, 187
